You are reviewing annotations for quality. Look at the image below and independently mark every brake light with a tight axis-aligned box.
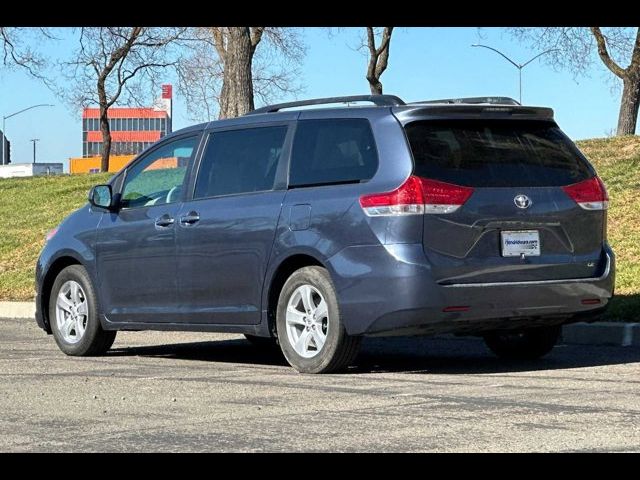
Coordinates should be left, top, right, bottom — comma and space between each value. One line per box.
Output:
359, 176, 424, 216
562, 176, 609, 211
359, 176, 474, 216
421, 178, 474, 214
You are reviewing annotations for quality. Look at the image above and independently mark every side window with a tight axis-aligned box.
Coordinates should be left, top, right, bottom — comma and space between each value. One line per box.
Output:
289, 119, 378, 187
120, 136, 198, 209
194, 125, 288, 199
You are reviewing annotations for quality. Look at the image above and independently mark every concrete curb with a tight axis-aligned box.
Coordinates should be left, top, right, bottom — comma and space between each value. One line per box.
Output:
561, 322, 640, 347
0, 302, 35, 319
0, 302, 638, 348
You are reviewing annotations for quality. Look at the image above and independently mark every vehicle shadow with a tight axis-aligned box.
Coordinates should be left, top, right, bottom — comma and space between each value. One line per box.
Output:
108, 335, 640, 375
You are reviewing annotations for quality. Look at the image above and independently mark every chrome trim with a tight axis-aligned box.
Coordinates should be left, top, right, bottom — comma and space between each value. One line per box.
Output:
442, 253, 611, 288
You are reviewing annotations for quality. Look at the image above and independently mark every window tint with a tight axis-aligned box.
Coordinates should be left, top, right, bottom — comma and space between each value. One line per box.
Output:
289, 119, 378, 187
194, 126, 287, 199
405, 120, 593, 188
121, 136, 198, 209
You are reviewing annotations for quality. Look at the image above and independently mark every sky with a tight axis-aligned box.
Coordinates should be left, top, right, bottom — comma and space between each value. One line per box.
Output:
0, 27, 624, 171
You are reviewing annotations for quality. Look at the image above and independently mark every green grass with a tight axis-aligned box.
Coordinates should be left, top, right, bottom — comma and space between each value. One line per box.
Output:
576, 136, 640, 321
1, 137, 639, 321
0, 173, 111, 300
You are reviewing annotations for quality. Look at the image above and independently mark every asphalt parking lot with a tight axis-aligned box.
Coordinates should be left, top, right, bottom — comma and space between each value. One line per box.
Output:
2, 317, 640, 452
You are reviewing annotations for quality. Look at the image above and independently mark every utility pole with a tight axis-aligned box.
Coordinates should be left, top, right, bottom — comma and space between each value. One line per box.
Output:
31, 139, 39, 164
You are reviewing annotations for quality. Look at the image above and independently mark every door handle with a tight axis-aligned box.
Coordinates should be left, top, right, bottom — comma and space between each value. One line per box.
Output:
180, 211, 200, 225
155, 214, 175, 228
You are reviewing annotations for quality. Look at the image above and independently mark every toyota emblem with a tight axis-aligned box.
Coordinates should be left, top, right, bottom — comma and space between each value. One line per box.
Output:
514, 194, 532, 209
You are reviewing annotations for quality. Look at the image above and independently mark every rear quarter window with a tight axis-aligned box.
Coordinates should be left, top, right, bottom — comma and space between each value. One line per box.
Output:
289, 118, 378, 187
405, 120, 593, 187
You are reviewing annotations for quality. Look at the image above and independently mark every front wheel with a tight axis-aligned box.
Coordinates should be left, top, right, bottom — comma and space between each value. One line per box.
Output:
276, 266, 360, 374
483, 325, 560, 360
49, 265, 116, 356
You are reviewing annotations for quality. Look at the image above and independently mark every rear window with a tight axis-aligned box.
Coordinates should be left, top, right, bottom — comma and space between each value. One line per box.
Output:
405, 120, 593, 187
289, 119, 378, 187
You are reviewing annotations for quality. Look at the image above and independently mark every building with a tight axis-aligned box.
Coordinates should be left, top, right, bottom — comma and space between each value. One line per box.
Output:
0, 163, 63, 179
70, 84, 173, 173
0, 130, 10, 165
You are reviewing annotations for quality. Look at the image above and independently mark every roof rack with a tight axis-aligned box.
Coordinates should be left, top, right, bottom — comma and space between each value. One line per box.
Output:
409, 96, 521, 106
247, 94, 406, 115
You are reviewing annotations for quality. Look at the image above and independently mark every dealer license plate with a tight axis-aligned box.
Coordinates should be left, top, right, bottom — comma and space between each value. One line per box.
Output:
501, 230, 541, 257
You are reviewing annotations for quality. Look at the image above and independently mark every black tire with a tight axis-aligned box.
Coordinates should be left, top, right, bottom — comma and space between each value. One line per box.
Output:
483, 325, 560, 360
244, 334, 278, 348
49, 265, 116, 356
276, 266, 360, 374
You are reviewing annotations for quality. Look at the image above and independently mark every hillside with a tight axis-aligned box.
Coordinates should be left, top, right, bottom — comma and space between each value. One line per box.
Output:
0, 173, 111, 300
0, 136, 639, 321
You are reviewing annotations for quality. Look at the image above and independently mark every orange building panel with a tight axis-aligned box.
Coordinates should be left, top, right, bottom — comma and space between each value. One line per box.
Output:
69, 155, 136, 174
82, 108, 168, 119
86, 131, 162, 142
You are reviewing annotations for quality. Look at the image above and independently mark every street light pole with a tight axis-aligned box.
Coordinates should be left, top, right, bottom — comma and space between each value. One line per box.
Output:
31, 139, 40, 164
1, 103, 54, 165
471, 44, 560, 104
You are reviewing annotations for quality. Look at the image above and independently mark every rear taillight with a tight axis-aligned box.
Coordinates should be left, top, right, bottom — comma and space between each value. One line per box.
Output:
420, 178, 474, 214
359, 175, 474, 217
359, 176, 424, 216
562, 176, 609, 211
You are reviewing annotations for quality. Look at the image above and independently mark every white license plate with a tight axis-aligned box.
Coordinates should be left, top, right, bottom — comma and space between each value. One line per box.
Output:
501, 230, 540, 257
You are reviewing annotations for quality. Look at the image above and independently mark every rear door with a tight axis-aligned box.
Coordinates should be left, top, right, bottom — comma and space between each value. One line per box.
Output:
403, 119, 607, 284
175, 123, 292, 324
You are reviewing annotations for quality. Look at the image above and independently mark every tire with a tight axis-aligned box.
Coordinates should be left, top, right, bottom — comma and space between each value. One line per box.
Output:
49, 265, 116, 356
483, 325, 560, 361
276, 266, 360, 373
244, 334, 278, 348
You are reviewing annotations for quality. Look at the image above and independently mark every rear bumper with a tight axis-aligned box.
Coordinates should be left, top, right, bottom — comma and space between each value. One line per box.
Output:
328, 243, 615, 336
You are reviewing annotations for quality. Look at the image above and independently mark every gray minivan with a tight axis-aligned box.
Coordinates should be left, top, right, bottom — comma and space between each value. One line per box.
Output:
35, 95, 615, 373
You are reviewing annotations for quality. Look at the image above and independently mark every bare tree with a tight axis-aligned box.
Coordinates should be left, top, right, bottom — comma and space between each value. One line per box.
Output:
508, 27, 640, 136
365, 27, 394, 95
177, 27, 305, 121
61, 27, 185, 172
0, 27, 55, 82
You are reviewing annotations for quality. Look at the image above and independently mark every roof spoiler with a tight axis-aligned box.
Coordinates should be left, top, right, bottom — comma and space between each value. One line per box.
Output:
408, 96, 521, 106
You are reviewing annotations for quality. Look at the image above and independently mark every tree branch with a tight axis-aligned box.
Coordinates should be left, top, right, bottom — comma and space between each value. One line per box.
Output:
629, 27, 640, 79
591, 27, 626, 78
250, 27, 265, 50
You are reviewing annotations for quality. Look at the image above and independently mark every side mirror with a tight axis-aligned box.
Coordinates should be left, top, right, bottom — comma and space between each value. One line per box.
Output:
88, 184, 114, 210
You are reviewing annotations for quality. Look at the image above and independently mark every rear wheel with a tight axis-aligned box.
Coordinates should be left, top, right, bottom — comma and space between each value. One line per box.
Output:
276, 266, 360, 373
49, 265, 116, 356
483, 325, 560, 360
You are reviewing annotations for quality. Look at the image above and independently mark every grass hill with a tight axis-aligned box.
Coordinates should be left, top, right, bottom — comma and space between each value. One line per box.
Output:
1, 136, 639, 321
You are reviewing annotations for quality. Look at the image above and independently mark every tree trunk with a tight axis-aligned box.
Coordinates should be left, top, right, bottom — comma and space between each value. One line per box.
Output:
218, 28, 255, 119
99, 106, 111, 172
365, 27, 393, 97
617, 75, 640, 136
368, 80, 383, 95
96, 77, 112, 172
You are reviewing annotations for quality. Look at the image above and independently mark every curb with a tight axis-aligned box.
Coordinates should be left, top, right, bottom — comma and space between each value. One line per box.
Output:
561, 322, 640, 347
0, 302, 35, 319
0, 302, 638, 348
